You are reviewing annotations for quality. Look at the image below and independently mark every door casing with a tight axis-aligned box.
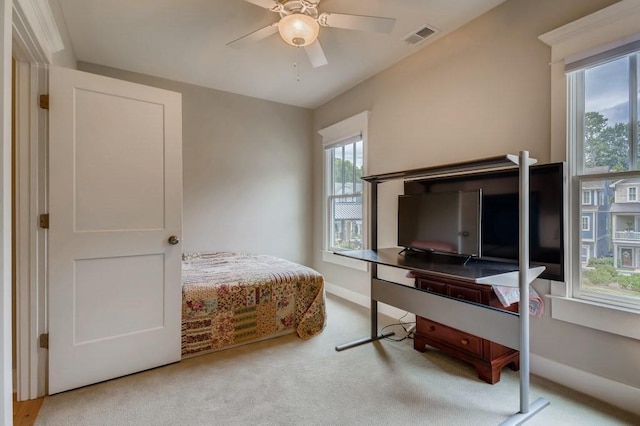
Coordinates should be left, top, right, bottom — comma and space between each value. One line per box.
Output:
12, 0, 64, 403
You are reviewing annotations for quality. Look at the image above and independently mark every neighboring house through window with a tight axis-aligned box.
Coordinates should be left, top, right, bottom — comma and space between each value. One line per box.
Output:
327, 137, 363, 251
541, 0, 640, 340
563, 24, 640, 310
581, 245, 590, 264
582, 190, 591, 205
319, 111, 369, 271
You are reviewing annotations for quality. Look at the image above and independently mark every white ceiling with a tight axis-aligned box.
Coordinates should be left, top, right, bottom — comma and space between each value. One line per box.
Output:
55, 0, 507, 109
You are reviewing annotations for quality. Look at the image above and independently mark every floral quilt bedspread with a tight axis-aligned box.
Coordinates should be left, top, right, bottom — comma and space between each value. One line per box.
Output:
181, 252, 326, 357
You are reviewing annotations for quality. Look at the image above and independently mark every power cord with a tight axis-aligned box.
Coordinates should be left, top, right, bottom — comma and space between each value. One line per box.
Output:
381, 311, 416, 342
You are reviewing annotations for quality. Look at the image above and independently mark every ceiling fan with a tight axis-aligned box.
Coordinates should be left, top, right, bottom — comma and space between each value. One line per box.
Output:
227, 0, 396, 68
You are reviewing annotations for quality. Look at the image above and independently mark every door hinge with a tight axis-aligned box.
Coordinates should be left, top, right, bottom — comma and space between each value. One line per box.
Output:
39, 213, 49, 229
39, 333, 49, 349
39, 94, 49, 110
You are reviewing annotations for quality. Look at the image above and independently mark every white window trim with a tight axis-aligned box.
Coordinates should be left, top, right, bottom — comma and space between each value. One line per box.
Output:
627, 187, 637, 202
581, 215, 590, 232
582, 190, 591, 205
318, 111, 369, 271
540, 0, 640, 340
580, 245, 590, 263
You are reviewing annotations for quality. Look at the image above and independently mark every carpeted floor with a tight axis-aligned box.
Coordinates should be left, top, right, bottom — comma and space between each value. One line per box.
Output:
35, 293, 639, 425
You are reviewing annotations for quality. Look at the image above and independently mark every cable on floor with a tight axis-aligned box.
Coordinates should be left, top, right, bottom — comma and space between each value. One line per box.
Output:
381, 311, 416, 342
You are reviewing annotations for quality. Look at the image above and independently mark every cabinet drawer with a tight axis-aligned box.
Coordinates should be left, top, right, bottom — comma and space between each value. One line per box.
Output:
447, 284, 481, 303
415, 278, 447, 295
418, 318, 482, 357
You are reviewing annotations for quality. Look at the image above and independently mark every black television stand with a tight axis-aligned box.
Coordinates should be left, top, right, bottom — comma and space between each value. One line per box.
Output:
401, 248, 474, 266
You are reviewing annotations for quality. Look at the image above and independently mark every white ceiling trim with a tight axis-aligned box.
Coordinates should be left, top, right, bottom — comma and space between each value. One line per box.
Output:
13, 0, 63, 63
539, 0, 640, 63
319, 110, 369, 146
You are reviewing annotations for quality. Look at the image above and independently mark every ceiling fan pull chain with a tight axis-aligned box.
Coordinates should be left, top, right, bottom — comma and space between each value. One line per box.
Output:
295, 46, 303, 82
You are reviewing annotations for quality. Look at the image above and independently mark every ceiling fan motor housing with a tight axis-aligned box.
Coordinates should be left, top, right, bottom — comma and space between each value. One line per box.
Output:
278, 0, 319, 19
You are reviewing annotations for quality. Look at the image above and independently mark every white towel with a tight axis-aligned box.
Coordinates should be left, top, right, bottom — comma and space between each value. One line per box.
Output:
492, 285, 544, 317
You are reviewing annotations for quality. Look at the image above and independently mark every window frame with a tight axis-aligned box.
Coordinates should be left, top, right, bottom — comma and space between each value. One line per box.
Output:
582, 190, 591, 205
581, 244, 590, 264
581, 215, 590, 232
318, 111, 369, 271
540, 0, 640, 340
325, 137, 364, 252
568, 48, 640, 310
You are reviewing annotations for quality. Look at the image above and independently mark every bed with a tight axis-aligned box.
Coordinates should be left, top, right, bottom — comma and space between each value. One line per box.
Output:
181, 252, 327, 358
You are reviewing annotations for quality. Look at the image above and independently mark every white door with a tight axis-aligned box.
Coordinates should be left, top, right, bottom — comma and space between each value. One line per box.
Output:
48, 67, 183, 394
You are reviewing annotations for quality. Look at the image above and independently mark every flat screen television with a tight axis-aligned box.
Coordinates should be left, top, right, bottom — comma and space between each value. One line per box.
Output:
400, 162, 565, 281
480, 164, 565, 281
398, 190, 482, 257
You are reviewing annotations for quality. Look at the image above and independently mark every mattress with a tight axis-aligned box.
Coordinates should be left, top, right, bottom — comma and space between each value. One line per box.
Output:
181, 252, 326, 357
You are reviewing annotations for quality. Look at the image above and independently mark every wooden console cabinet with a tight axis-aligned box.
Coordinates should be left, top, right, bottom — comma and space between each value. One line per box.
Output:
412, 273, 520, 384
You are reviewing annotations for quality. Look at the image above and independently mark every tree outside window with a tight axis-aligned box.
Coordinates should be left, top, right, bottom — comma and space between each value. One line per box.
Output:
327, 139, 364, 251
574, 50, 640, 306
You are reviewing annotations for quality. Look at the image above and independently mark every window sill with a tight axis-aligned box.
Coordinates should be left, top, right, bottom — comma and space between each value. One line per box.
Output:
547, 295, 640, 340
322, 250, 368, 272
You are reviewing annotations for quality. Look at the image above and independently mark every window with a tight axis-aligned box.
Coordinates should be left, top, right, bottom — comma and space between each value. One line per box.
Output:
318, 112, 369, 270
541, 0, 640, 339
582, 190, 592, 205
568, 41, 640, 309
326, 137, 363, 251
581, 245, 590, 264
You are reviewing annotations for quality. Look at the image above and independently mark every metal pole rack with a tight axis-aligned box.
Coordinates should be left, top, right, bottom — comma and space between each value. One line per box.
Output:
335, 151, 549, 425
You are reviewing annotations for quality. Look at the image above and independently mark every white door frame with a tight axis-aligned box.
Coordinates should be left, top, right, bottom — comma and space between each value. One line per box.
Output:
10, 0, 64, 408
1, 1, 14, 422
12, 58, 48, 401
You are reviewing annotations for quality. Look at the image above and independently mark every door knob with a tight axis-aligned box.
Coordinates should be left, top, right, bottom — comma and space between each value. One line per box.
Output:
168, 235, 180, 245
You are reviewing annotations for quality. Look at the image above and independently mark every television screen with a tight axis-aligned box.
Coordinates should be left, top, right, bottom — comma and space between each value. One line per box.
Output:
401, 162, 565, 281
480, 168, 564, 280
398, 190, 481, 257
482, 192, 540, 254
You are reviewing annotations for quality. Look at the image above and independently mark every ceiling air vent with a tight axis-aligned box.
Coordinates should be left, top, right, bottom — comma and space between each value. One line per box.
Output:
403, 25, 437, 46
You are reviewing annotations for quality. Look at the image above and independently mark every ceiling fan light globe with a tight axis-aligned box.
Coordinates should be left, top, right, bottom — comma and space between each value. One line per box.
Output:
278, 13, 319, 47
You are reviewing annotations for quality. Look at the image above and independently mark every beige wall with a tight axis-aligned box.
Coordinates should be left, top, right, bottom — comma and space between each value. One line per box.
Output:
79, 62, 314, 265
312, 0, 640, 393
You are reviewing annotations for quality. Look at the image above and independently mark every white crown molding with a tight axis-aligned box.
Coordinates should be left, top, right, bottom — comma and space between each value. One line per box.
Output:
318, 110, 369, 146
13, 0, 64, 64
539, 0, 640, 46
539, 0, 640, 63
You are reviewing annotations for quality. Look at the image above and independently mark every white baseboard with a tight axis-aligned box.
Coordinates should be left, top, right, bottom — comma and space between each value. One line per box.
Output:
324, 282, 415, 323
325, 283, 639, 416
531, 354, 640, 416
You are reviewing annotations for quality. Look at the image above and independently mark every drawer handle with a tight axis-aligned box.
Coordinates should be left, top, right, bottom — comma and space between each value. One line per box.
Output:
460, 338, 469, 346
457, 294, 466, 300
428, 325, 436, 332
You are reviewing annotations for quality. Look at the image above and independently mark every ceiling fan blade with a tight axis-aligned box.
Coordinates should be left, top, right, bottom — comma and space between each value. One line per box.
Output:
305, 40, 328, 68
226, 23, 279, 48
243, 0, 278, 10
319, 13, 396, 33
